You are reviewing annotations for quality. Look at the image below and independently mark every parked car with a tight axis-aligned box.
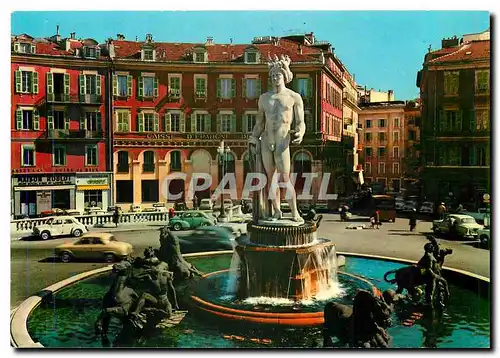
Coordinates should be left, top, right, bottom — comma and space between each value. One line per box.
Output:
40, 208, 66, 217
199, 198, 214, 210
395, 198, 405, 212
152, 202, 168, 212
129, 204, 143, 213
175, 226, 234, 253
55, 233, 133, 263
468, 207, 491, 225
478, 227, 490, 248
432, 214, 483, 239
313, 200, 330, 213
402, 200, 418, 213
65, 209, 84, 216
174, 202, 188, 211
85, 207, 106, 215
32, 216, 88, 241
107, 206, 123, 213
419, 202, 435, 215
169, 211, 217, 231
217, 221, 248, 236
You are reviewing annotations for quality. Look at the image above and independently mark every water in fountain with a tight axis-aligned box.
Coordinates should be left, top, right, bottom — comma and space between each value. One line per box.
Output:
223, 250, 241, 298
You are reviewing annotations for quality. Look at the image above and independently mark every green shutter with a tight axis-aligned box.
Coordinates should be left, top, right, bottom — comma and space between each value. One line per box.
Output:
15, 109, 22, 129
231, 79, 236, 98
112, 75, 118, 96
242, 78, 247, 98
153, 77, 158, 97
33, 109, 40, 130
191, 113, 197, 133
257, 79, 261, 95
179, 113, 185, 132
96, 74, 101, 95
79, 116, 86, 130
216, 79, 221, 98
47, 109, 54, 130
32, 71, 38, 94
15, 70, 22, 93
97, 112, 102, 132
307, 78, 313, 98
138, 113, 144, 132
230, 114, 236, 133
63, 73, 70, 94
127, 75, 133, 96
46, 72, 53, 94
292, 78, 298, 92
204, 114, 211, 132
469, 145, 476, 165
138, 76, 144, 97
64, 109, 70, 129
154, 113, 159, 132
217, 114, 221, 132
456, 110, 462, 131
243, 114, 248, 133
165, 113, 171, 132
79, 74, 85, 94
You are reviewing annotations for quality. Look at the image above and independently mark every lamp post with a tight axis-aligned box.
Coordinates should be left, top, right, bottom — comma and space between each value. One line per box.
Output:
217, 141, 230, 222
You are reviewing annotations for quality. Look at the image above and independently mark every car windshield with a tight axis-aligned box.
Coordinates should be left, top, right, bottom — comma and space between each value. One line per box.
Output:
461, 218, 476, 224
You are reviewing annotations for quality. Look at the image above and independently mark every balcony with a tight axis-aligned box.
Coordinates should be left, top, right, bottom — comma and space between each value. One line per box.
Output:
168, 89, 181, 99
195, 91, 207, 99
43, 129, 104, 140
46, 93, 102, 104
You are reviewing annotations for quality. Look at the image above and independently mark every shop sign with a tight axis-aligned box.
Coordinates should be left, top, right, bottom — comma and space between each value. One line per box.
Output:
16, 175, 74, 187
76, 177, 109, 186
144, 133, 251, 140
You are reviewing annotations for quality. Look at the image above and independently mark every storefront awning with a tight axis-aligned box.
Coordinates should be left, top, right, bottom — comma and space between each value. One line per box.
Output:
14, 185, 75, 191
77, 185, 110, 191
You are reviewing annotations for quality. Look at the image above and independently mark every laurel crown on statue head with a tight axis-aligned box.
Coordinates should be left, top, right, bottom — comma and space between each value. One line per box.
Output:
268, 54, 293, 84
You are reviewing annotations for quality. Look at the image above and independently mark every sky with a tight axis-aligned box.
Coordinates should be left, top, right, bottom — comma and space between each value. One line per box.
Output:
11, 11, 489, 100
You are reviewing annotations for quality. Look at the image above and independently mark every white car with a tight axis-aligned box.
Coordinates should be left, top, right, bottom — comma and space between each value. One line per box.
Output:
199, 198, 214, 210
217, 222, 248, 236
152, 203, 168, 212
32, 216, 88, 240
395, 199, 405, 211
419, 202, 434, 215
432, 214, 483, 239
129, 204, 143, 213
85, 207, 106, 215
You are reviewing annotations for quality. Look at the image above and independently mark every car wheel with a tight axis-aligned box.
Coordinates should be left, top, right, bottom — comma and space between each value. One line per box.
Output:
433, 227, 440, 234
104, 253, 116, 263
60, 251, 72, 263
173, 223, 182, 231
73, 229, 83, 237
41, 231, 51, 241
479, 235, 488, 245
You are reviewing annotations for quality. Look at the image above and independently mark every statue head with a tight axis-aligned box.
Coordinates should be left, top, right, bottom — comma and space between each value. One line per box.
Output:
268, 54, 293, 86
424, 242, 434, 253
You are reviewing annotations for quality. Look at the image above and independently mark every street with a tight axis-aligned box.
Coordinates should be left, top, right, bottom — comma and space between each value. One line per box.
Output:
10, 213, 490, 309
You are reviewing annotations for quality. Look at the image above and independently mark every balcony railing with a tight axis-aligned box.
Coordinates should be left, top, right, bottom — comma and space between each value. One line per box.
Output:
44, 129, 104, 140
46, 93, 102, 104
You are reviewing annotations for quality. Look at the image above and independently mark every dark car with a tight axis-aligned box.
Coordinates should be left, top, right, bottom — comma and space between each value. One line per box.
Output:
174, 202, 188, 211
176, 226, 234, 253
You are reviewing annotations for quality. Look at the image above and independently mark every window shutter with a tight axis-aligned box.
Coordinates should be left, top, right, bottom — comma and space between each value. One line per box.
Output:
13, 43, 20, 53
439, 110, 445, 131
216, 79, 221, 98
469, 145, 476, 165
242, 78, 247, 98
47, 109, 54, 130
32, 71, 38, 94
231, 79, 236, 98
30, 44, 36, 54
79, 116, 86, 130
127, 75, 133, 96
126, 111, 131, 132
217, 114, 221, 132
64, 73, 70, 95
16, 109, 22, 130
138, 113, 144, 132
180, 113, 185, 132
152, 49, 156, 62
96, 74, 102, 95
165, 113, 171, 132
191, 113, 197, 133
64, 109, 70, 129
138, 76, 144, 97
456, 110, 462, 131
292, 78, 298, 92
112, 75, 118, 96
257, 79, 261, 95
154, 113, 159, 132
79, 74, 85, 94
243, 114, 248, 133
96, 47, 101, 58
97, 112, 102, 132
204, 114, 211, 132
230, 114, 236, 133
470, 109, 476, 131
307, 78, 313, 98
15, 70, 22, 93
46, 72, 54, 94
153, 77, 159, 97
33, 109, 40, 130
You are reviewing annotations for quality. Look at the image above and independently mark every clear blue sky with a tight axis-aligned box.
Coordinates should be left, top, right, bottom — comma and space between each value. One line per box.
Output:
11, 11, 490, 100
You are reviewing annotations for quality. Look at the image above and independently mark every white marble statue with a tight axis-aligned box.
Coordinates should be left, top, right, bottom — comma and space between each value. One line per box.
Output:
248, 54, 306, 223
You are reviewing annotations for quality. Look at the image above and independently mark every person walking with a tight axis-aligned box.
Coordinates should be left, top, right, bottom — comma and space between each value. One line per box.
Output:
409, 208, 417, 232
375, 210, 381, 229
437, 202, 446, 220
112, 207, 120, 228
193, 194, 198, 210
168, 207, 175, 220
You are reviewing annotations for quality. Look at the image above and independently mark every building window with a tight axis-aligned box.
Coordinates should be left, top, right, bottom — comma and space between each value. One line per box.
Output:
116, 111, 130, 132
444, 71, 459, 95
408, 130, 416, 141
393, 131, 399, 142
365, 133, 372, 142
21, 71, 33, 93
53, 111, 65, 130
196, 114, 206, 132
85, 74, 97, 94
15, 70, 38, 94
169, 76, 181, 97
22, 145, 35, 167
244, 78, 260, 99
393, 147, 399, 158
393, 163, 400, 174
117, 75, 127, 96
86, 112, 99, 132
143, 76, 155, 97
171, 113, 180, 132
378, 162, 386, 174
297, 78, 312, 98
195, 52, 206, 63
143, 151, 155, 173
218, 78, 235, 99
142, 180, 159, 202
377, 147, 386, 157
365, 147, 373, 157
378, 132, 386, 142
475, 147, 487, 166
440, 110, 462, 131
246, 52, 257, 63
246, 114, 256, 133
365, 162, 371, 174
475, 109, 489, 131
84, 190, 102, 208
170, 151, 181, 171
365, 119, 372, 129
84, 47, 97, 58
53, 145, 66, 166
143, 49, 154, 61
144, 113, 155, 132
116, 180, 133, 203
378, 119, 386, 128
475, 70, 489, 93
220, 114, 232, 132
393, 118, 400, 127
85, 145, 98, 166
117, 151, 129, 172
16, 42, 35, 54
195, 77, 206, 98
16, 109, 40, 131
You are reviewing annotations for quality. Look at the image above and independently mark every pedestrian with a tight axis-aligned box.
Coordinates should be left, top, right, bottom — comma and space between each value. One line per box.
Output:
193, 194, 198, 210
437, 202, 446, 220
409, 208, 417, 232
168, 207, 175, 220
375, 210, 381, 229
112, 207, 120, 228
456, 203, 464, 214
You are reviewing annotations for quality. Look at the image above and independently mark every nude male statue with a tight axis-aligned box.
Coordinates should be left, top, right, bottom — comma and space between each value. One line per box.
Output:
249, 54, 306, 222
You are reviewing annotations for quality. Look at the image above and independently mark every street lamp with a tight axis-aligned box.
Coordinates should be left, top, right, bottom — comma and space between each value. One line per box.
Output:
217, 141, 230, 222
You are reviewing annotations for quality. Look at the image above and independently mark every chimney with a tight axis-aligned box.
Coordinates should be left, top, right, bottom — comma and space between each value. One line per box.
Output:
70, 32, 75, 40
56, 25, 60, 36
108, 42, 115, 58
441, 36, 459, 48
117, 33, 125, 40
146, 34, 153, 42
388, 90, 394, 101
135, 36, 138, 42
206, 36, 214, 45
229, 38, 233, 45
305, 32, 314, 44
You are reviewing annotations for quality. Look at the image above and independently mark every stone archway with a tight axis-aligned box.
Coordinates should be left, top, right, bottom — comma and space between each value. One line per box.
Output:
191, 149, 213, 200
